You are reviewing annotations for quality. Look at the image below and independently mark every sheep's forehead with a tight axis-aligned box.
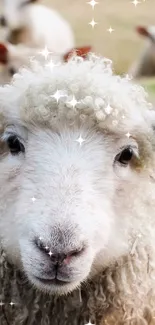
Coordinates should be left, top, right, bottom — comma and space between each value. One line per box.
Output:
0, 57, 153, 137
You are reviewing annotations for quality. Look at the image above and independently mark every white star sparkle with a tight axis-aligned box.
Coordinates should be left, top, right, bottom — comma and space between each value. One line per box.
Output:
126, 132, 131, 138
104, 104, 113, 115
87, 0, 98, 9
107, 26, 114, 33
76, 135, 86, 146
84, 321, 95, 325
51, 90, 64, 103
39, 236, 42, 241
38, 46, 52, 60
45, 245, 49, 250
10, 301, 15, 306
131, 0, 141, 6
89, 19, 98, 28
31, 197, 36, 202
0, 301, 4, 307
46, 59, 60, 70
67, 95, 78, 108
48, 250, 53, 257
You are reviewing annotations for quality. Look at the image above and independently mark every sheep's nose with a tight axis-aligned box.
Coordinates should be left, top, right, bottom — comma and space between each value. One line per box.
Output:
50, 253, 69, 265
35, 238, 85, 265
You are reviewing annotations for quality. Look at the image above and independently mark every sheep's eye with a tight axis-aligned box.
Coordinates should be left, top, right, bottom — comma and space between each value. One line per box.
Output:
0, 16, 7, 27
7, 135, 25, 155
116, 147, 133, 166
9, 67, 16, 76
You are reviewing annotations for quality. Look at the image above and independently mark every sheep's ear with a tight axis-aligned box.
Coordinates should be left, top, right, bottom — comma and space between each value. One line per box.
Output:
136, 26, 149, 38
63, 46, 92, 62
0, 43, 8, 64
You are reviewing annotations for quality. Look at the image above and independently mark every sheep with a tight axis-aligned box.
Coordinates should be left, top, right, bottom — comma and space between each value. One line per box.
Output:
1, 55, 155, 325
0, 0, 75, 56
0, 42, 92, 84
0, 41, 40, 84
129, 25, 155, 78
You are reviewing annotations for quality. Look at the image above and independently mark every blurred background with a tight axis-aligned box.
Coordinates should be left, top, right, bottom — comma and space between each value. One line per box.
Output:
0, 0, 155, 100
41, 0, 155, 102
41, 0, 154, 74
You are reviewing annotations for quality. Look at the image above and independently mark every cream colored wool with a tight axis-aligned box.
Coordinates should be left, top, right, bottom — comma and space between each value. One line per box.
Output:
0, 55, 155, 324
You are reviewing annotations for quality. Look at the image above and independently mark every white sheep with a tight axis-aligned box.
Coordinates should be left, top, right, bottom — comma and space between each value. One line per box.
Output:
130, 25, 155, 78
0, 41, 92, 84
0, 55, 155, 325
0, 0, 75, 56
0, 41, 41, 84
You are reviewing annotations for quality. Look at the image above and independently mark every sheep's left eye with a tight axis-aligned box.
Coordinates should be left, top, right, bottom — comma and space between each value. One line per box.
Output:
7, 135, 25, 155
116, 147, 133, 166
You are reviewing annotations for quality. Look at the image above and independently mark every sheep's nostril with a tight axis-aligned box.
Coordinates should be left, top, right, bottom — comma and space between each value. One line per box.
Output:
34, 238, 85, 265
50, 248, 85, 266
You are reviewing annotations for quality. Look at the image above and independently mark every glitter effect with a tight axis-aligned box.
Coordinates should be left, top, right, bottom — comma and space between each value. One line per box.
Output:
84, 321, 95, 325
126, 132, 131, 138
10, 301, 15, 306
38, 46, 52, 60
105, 104, 113, 115
0, 301, 4, 307
51, 90, 64, 103
131, 0, 141, 6
31, 197, 36, 202
46, 59, 60, 70
87, 0, 98, 9
76, 135, 86, 146
67, 95, 78, 108
89, 19, 98, 28
107, 27, 114, 33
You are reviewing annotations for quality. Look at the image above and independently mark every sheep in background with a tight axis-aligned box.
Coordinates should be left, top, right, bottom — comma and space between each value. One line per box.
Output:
129, 25, 155, 78
0, 42, 92, 84
0, 0, 75, 56
0, 55, 155, 324
0, 41, 40, 84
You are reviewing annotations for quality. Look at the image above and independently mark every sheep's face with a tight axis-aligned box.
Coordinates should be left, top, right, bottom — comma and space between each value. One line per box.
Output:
0, 120, 142, 295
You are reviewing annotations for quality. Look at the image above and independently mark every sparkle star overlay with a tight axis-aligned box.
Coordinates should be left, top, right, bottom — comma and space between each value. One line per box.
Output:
89, 19, 98, 28
76, 135, 86, 146
87, 0, 98, 9
131, 0, 141, 6
107, 26, 114, 33
67, 95, 78, 109
39, 46, 53, 60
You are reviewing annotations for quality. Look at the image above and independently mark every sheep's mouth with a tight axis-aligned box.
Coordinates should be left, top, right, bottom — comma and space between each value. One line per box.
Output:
34, 276, 70, 286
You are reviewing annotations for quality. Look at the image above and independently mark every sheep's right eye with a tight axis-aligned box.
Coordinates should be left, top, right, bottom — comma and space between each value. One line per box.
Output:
115, 146, 133, 166
7, 135, 25, 155
0, 16, 7, 27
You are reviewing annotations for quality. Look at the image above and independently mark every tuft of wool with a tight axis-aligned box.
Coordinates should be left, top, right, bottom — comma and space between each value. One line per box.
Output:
1, 247, 155, 325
